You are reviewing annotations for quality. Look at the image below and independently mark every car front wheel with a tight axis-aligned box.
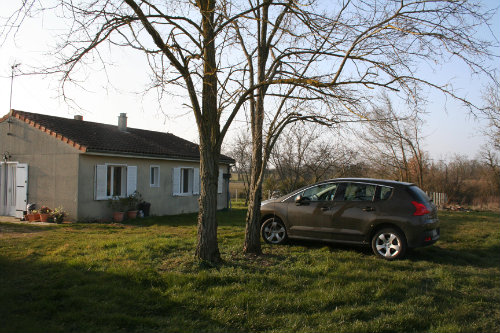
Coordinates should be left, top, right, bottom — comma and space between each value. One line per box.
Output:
371, 228, 407, 260
261, 218, 288, 244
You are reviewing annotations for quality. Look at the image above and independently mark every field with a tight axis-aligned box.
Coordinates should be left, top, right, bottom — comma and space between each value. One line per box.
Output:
0, 207, 499, 333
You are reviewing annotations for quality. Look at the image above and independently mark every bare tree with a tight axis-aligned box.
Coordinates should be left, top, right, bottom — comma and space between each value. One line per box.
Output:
3, 0, 252, 262
231, 0, 497, 254
482, 79, 500, 150
4, 1, 497, 259
360, 94, 427, 187
269, 122, 359, 194
227, 131, 252, 204
479, 79, 500, 193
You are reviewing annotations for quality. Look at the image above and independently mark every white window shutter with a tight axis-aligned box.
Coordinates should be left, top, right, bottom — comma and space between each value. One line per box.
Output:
193, 168, 200, 195
217, 168, 223, 194
127, 166, 137, 196
95, 165, 107, 200
172, 167, 181, 196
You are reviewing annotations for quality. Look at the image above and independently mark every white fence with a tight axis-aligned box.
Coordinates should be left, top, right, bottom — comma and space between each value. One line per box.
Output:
427, 192, 448, 208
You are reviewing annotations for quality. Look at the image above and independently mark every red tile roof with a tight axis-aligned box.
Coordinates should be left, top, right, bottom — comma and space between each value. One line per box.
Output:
4, 110, 234, 163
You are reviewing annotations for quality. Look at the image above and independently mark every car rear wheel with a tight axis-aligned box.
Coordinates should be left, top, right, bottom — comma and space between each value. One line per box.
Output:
371, 228, 407, 260
261, 218, 287, 244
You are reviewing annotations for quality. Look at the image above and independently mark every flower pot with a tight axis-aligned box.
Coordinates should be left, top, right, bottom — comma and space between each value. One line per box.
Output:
113, 211, 125, 222
27, 214, 37, 222
127, 210, 138, 219
39, 213, 50, 222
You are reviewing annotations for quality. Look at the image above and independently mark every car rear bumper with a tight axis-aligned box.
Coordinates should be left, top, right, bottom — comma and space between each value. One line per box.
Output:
406, 217, 440, 248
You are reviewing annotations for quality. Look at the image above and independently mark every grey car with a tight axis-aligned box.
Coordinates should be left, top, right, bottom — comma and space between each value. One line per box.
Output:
260, 178, 440, 260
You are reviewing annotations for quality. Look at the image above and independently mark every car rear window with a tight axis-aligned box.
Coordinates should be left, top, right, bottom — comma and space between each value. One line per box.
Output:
408, 185, 431, 204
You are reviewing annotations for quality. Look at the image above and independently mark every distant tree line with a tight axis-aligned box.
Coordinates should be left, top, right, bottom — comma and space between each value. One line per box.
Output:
229, 94, 500, 210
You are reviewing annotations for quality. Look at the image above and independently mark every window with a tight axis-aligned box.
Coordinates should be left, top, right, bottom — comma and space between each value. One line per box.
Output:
95, 164, 137, 200
173, 167, 199, 196
297, 183, 338, 202
150, 165, 160, 187
344, 183, 376, 201
181, 168, 193, 194
172, 167, 224, 196
377, 186, 393, 201
107, 165, 126, 197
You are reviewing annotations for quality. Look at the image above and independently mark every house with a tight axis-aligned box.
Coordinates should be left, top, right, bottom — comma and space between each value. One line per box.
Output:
0, 110, 234, 221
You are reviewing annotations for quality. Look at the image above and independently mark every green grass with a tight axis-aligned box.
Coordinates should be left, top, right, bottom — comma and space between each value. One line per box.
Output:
0, 209, 499, 332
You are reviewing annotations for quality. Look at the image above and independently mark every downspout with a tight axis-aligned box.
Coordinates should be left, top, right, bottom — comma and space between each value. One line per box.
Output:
227, 164, 232, 210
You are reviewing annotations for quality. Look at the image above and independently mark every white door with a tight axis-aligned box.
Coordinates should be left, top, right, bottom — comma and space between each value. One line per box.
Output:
0, 162, 28, 217
15, 164, 28, 218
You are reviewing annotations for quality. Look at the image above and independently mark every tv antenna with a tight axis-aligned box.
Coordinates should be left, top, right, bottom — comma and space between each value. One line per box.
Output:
9, 62, 20, 111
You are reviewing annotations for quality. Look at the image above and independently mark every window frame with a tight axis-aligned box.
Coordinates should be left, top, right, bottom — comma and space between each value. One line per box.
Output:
172, 167, 200, 196
106, 164, 127, 198
180, 167, 193, 195
150, 165, 160, 188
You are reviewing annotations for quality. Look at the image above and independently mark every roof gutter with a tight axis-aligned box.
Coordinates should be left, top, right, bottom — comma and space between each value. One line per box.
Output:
84, 150, 235, 164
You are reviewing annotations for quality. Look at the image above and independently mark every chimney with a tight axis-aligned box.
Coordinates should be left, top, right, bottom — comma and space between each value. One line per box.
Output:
74, 115, 83, 121
118, 113, 127, 131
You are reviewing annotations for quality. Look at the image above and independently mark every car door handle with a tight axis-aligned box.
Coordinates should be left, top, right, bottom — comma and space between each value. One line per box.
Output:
363, 206, 375, 212
321, 207, 330, 211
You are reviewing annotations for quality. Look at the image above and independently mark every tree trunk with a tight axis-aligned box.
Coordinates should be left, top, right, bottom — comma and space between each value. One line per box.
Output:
243, 2, 270, 255
243, 160, 263, 255
195, 0, 221, 263
243, 92, 265, 255
195, 144, 221, 262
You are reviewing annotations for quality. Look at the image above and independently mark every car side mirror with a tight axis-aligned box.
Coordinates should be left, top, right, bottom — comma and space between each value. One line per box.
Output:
295, 195, 309, 205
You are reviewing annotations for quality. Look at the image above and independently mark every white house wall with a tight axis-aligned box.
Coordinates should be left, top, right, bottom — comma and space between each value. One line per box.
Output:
78, 154, 230, 221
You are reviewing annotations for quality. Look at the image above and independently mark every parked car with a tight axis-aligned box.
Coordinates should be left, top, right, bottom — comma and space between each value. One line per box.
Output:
260, 178, 440, 260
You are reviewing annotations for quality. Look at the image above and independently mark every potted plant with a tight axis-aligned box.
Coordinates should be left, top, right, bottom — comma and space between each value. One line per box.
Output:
126, 191, 142, 219
51, 207, 66, 224
108, 196, 126, 222
27, 209, 39, 222
39, 206, 52, 222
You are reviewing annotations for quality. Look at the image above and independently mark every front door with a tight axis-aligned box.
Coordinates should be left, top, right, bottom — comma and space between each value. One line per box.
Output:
0, 162, 28, 217
287, 182, 340, 239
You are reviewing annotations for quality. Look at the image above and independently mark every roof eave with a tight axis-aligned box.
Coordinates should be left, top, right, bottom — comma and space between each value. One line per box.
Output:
85, 149, 234, 164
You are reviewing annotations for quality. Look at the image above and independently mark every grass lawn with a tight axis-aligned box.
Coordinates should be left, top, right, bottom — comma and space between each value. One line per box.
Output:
0, 208, 499, 333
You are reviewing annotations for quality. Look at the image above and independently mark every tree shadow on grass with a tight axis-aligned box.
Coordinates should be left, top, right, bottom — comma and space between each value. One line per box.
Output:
122, 209, 246, 228
285, 238, 500, 269
405, 244, 500, 269
0, 222, 57, 236
0, 256, 242, 333
286, 238, 372, 256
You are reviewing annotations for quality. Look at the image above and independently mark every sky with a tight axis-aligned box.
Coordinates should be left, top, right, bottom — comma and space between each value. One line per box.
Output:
0, 0, 499, 162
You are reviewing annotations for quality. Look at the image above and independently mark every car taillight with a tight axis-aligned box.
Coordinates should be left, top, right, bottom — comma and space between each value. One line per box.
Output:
412, 201, 430, 216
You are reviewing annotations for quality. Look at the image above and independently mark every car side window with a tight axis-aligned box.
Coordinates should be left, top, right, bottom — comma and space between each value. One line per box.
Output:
344, 183, 376, 201
377, 186, 393, 201
298, 183, 338, 202
333, 183, 347, 201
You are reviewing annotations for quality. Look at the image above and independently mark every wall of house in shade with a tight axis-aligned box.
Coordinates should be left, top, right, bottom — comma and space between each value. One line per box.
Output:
0, 115, 81, 219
